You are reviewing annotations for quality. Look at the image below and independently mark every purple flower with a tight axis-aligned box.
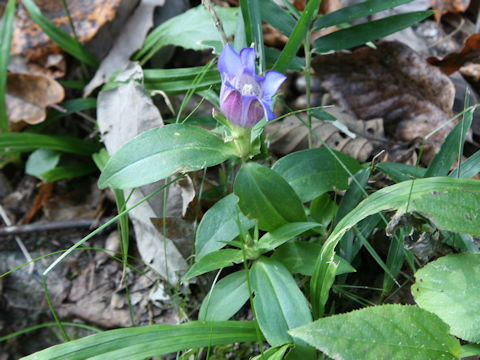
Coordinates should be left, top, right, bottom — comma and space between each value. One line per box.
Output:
218, 44, 286, 128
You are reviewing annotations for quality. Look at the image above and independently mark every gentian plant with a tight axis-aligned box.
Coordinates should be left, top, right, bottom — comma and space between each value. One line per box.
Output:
218, 44, 286, 160
12, 1, 480, 359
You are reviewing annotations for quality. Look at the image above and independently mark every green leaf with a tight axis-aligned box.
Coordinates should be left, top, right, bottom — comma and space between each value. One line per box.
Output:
273, 148, 361, 203
0, 0, 17, 133
21, 0, 98, 67
0, 133, 100, 155
183, 249, 243, 279
257, 222, 321, 252
271, 241, 356, 276
98, 124, 236, 189
39, 163, 97, 182
311, 177, 480, 318
47, 98, 97, 121
376, 162, 426, 182
234, 162, 307, 232
240, 0, 265, 72
143, 67, 220, 95
21, 321, 260, 360
199, 270, 249, 321
273, 0, 322, 73
25, 149, 61, 178
461, 344, 480, 358
412, 253, 480, 343
196, 194, 255, 259
135, 6, 238, 64
313, 0, 411, 30
449, 149, 480, 179
259, 0, 296, 37
313, 11, 433, 53
309, 193, 337, 228
252, 344, 291, 360
251, 258, 312, 346
289, 305, 461, 360
426, 107, 473, 177
335, 168, 370, 225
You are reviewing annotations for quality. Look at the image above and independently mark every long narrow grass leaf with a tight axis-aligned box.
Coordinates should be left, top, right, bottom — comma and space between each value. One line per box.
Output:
0, 0, 17, 133
21, 0, 98, 67
239, 0, 265, 72
313, 0, 411, 30
313, 11, 433, 53
259, 0, 296, 36
0, 133, 100, 155
21, 321, 259, 360
273, 0, 322, 73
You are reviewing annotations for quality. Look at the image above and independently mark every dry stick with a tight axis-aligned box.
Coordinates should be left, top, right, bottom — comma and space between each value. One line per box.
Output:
0, 218, 110, 237
0, 205, 34, 274
202, 0, 228, 47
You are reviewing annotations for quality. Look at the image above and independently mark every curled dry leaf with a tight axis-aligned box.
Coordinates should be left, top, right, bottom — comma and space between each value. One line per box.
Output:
10, 0, 128, 59
311, 41, 456, 163
431, 0, 471, 23
266, 108, 385, 163
428, 33, 480, 75
6, 72, 65, 126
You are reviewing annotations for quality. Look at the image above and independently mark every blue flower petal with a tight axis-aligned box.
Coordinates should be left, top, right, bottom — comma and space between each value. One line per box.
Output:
261, 99, 276, 121
261, 71, 287, 99
218, 44, 242, 79
240, 47, 256, 75
240, 95, 264, 128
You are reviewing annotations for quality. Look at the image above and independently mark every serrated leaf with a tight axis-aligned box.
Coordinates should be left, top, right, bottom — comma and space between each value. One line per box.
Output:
272, 148, 361, 203
412, 253, 480, 343
234, 162, 307, 232
21, 321, 259, 360
98, 124, 236, 189
251, 258, 312, 346
199, 270, 249, 321
289, 305, 461, 360
196, 194, 255, 259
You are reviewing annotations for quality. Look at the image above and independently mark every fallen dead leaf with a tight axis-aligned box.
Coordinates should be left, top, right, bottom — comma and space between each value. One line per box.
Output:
23, 182, 53, 224
311, 41, 456, 163
266, 107, 385, 163
6, 73, 64, 127
97, 64, 190, 284
428, 33, 480, 75
83, 0, 165, 97
431, 0, 471, 23
9, 0, 127, 59
293, 0, 342, 13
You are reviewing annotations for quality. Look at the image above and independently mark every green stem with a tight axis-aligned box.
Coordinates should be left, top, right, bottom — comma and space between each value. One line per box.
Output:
304, 29, 313, 149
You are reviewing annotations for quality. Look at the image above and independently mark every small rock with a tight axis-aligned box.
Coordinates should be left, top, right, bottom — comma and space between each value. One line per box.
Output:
294, 75, 323, 93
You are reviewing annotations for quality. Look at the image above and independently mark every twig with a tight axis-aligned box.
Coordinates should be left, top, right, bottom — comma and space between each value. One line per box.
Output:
202, 0, 228, 47
0, 205, 34, 274
0, 218, 110, 237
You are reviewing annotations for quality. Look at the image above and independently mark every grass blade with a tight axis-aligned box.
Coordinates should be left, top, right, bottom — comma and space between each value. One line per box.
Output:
0, 0, 17, 133
259, 0, 296, 37
21, 0, 98, 67
21, 321, 260, 360
313, 0, 412, 30
0, 133, 101, 155
273, 0, 322, 73
239, 0, 265, 72
313, 11, 433, 53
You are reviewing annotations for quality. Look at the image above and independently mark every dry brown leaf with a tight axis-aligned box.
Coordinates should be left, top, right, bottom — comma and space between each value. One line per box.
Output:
431, 0, 471, 22
311, 41, 456, 163
6, 73, 64, 126
10, 0, 126, 59
293, 0, 342, 13
23, 182, 53, 224
428, 33, 480, 75
83, 0, 165, 96
266, 107, 385, 163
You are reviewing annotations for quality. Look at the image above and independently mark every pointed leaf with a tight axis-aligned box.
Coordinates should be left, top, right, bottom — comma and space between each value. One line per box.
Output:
412, 253, 480, 343
234, 162, 307, 231
183, 249, 243, 279
251, 258, 312, 346
98, 124, 236, 189
289, 305, 461, 360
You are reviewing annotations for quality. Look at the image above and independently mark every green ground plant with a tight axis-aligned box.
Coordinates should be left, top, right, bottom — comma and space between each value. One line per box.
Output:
1, 0, 480, 359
